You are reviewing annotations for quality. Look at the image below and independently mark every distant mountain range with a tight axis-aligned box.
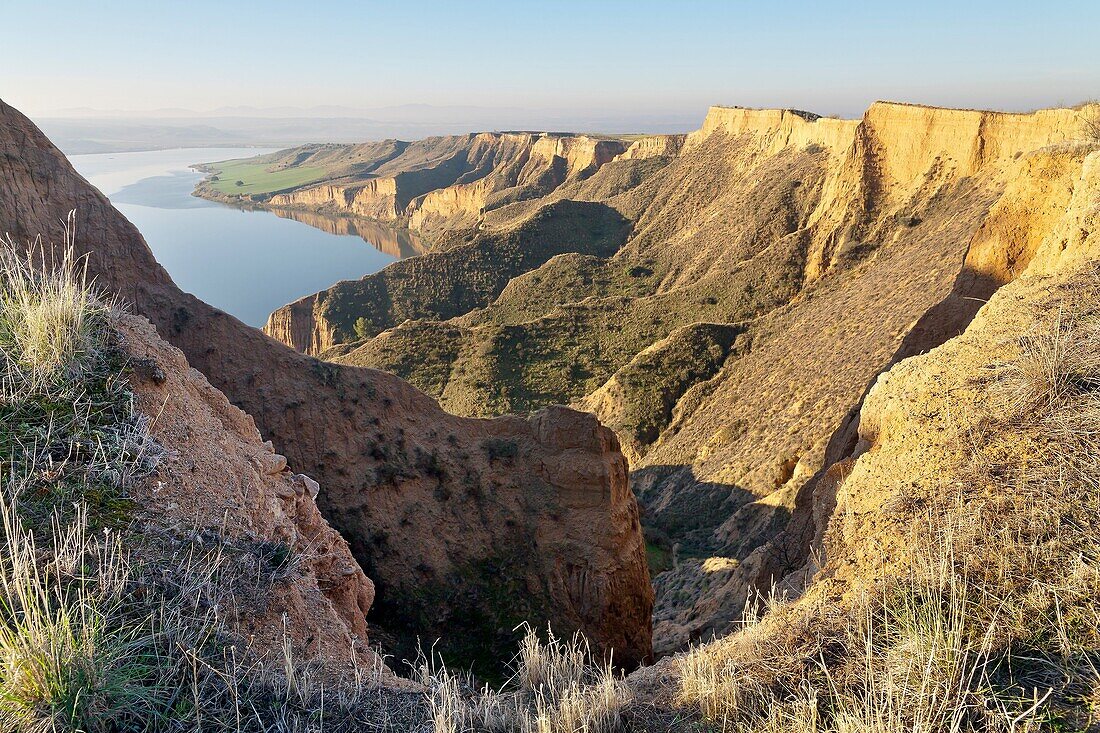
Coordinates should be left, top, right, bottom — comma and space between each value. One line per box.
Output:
33, 105, 701, 154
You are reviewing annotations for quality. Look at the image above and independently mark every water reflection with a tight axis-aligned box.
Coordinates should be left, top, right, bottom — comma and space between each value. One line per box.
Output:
69, 148, 421, 327
247, 205, 427, 259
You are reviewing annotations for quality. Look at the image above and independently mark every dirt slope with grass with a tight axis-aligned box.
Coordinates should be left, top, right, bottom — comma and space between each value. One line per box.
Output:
631, 256, 1100, 732
0, 98, 653, 676
0, 249, 431, 729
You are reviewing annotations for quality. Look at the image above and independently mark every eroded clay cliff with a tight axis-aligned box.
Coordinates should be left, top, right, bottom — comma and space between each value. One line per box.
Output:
121, 313, 385, 678
224, 131, 628, 239
277, 99, 1097, 653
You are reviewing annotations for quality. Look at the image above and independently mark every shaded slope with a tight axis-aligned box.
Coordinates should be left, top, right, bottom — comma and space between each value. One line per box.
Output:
265, 199, 630, 354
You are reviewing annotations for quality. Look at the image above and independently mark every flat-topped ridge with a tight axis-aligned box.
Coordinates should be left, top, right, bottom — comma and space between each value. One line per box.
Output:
688, 100, 1093, 171
688, 104, 859, 153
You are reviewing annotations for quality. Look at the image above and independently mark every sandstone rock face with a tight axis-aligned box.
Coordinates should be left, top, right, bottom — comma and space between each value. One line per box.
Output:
616, 135, 686, 161
331, 405, 652, 670
0, 100, 653, 674
120, 314, 383, 677
684, 106, 859, 156
645, 133, 1099, 653
262, 293, 337, 355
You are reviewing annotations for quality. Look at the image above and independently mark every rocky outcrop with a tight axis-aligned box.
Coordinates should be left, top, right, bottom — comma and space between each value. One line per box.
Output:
121, 314, 385, 678
802, 226, 1100, 618
332, 405, 652, 671
617, 134, 686, 160
0, 99, 653, 674
408, 176, 494, 231
529, 134, 625, 178
270, 177, 401, 221
684, 106, 858, 156
630, 235, 1100, 729
262, 293, 336, 355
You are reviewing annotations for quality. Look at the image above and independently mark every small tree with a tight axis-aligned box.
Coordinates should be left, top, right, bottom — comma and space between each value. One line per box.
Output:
1084, 107, 1100, 142
353, 317, 373, 340
235, 180, 244, 187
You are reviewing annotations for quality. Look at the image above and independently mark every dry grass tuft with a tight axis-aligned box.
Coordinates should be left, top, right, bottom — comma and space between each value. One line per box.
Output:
1081, 103, 1100, 143
419, 625, 632, 733
992, 308, 1100, 418
0, 217, 108, 392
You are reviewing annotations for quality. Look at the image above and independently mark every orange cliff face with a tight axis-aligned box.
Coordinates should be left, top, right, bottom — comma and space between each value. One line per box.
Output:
0, 98, 653, 676
678, 102, 1087, 283
617, 134, 686, 160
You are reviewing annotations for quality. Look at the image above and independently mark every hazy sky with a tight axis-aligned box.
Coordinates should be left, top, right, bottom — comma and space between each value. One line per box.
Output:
4, 0, 1099, 120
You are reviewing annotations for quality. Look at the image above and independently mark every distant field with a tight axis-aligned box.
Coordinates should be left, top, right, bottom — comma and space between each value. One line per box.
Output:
199, 159, 331, 195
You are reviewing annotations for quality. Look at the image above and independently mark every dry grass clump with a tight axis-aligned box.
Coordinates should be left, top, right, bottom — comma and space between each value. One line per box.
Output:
674, 265, 1100, 732
0, 231, 158, 530
0, 221, 105, 391
992, 309, 1100, 418
1080, 103, 1100, 143
419, 625, 632, 733
0, 495, 199, 732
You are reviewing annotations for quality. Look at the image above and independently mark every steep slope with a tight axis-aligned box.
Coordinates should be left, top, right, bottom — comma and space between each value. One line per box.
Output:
122, 313, 385, 678
637, 241, 1100, 730
0, 99, 653, 674
631, 106, 1097, 653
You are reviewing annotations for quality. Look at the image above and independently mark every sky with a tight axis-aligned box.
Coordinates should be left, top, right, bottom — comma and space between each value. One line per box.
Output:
4, 0, 1099, 122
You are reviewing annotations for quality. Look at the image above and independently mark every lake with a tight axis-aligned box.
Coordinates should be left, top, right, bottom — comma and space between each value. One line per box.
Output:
70, 148, 417, 328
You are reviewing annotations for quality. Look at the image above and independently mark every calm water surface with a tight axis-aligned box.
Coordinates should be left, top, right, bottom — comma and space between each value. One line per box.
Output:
70, 148, 406, 327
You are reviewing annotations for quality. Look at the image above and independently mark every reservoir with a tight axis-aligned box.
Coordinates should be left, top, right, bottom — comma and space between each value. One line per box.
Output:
71, 148, 417, 327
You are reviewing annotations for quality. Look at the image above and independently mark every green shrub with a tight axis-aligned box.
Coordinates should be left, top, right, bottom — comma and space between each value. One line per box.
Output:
481, 437, 518, 462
